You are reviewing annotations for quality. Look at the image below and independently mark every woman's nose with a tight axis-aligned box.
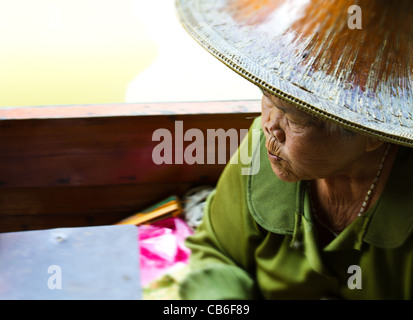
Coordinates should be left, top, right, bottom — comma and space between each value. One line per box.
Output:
266, 110, 286, 143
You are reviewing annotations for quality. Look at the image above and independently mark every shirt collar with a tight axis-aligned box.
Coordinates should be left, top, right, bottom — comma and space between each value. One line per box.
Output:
247, 130, 296, 235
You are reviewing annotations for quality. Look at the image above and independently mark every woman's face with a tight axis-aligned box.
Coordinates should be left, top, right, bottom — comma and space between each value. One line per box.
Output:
261, 92, 369, 182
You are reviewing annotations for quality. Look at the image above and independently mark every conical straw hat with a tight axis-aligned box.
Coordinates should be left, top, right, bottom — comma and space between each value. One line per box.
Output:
176, 0, 413, 147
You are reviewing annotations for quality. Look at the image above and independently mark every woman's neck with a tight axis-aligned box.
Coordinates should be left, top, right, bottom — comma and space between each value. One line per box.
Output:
310, 144, 398, 233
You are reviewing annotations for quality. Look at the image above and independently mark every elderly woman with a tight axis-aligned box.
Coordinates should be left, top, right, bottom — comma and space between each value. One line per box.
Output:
175, 0, 413, 299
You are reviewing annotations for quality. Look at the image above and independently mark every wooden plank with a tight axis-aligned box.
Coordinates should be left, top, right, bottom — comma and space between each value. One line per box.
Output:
0, 115, 253, 188
0, 100, 261, 120
0, 182, 196, 215
0, 113, 258, 188
0, 101, 260, 232
0, 182, 201, 232
0, 212, 129, 233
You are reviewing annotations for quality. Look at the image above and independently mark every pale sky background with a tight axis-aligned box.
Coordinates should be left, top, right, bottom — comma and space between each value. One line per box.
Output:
0, 0, 260, 107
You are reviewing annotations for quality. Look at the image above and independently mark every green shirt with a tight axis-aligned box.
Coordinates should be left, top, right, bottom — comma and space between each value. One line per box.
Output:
179, 117, 413, 300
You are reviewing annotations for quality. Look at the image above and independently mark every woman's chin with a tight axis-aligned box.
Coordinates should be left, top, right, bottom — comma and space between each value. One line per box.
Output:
269, 163, 300, 183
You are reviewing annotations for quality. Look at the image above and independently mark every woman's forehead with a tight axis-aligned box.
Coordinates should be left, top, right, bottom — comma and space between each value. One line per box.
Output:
263, 92, 313, 118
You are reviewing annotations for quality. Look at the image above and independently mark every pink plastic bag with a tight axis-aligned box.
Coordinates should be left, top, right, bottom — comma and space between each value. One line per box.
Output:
138, 217, 193, 286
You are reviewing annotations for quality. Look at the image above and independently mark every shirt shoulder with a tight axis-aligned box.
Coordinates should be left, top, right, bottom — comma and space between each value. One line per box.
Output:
364, 146, 413, 248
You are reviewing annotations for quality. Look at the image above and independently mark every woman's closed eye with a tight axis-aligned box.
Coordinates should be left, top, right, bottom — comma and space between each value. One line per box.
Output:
287, 116, 313, 127
276, 107, 313, 127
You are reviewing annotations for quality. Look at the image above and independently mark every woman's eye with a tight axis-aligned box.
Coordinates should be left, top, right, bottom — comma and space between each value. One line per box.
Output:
287, 117, 312, 127
286, 117, 303, 125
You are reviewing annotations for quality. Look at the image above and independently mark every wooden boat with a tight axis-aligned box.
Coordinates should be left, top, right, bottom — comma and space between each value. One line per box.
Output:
0, 100, 260, 233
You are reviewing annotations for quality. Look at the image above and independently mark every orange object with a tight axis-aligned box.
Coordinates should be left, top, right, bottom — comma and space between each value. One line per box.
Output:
116, 197, 182, 226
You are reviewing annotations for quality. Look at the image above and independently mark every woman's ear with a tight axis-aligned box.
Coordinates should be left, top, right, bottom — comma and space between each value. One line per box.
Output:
365, 137, 385, 152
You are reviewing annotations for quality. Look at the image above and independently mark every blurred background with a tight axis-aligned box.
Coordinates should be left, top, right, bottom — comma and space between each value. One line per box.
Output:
0, 0, 260, 108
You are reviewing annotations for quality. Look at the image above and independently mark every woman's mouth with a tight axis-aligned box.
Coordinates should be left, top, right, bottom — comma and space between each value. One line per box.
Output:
266, 135, 283, 161
267, 150, 283, 161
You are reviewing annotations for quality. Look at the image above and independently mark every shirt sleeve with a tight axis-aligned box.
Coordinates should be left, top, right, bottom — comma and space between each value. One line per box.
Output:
179, 118, 264, 300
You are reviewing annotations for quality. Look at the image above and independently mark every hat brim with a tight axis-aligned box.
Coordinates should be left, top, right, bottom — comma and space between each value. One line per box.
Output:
176, 0, 413, 147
